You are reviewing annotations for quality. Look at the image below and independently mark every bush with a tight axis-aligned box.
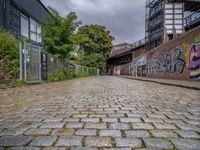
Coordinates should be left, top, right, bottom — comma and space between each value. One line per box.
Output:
48, 66, 97, 82
0, 28, 19, 79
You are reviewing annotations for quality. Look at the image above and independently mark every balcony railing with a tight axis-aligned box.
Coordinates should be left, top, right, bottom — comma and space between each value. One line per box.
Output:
185, 11, 200, 28
110, 38, 146, 57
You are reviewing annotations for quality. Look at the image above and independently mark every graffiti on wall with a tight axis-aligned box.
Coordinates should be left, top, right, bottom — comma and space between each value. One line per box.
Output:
188, 39, 200, 79
152, 48, 186, 74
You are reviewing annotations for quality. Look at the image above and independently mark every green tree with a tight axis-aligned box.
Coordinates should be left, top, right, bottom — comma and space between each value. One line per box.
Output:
42, 7, 80, 58
76, 24, 114, 67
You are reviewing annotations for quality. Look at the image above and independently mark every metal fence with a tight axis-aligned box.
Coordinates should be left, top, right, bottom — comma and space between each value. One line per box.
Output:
18, 42, 97, 83
20, 43, 41, 83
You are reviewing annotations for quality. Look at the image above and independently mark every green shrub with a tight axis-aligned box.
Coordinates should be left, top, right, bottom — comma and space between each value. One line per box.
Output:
0, 28, 19, 79
48, 66, 96, 82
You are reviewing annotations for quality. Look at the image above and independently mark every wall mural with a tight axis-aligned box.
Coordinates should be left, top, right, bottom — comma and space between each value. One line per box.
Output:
152, 48, 186, 74
144, 35, 200, 80
188, 36, 200, 79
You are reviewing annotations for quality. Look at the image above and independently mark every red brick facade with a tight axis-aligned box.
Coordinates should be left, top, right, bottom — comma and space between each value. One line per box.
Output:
132, 26, 200, 80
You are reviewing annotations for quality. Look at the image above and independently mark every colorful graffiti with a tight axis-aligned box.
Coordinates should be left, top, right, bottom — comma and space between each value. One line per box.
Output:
188, 43, 200, 79
152, 48, 186, 74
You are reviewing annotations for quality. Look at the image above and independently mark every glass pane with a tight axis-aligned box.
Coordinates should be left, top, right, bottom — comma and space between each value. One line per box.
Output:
37, 24, 42, 43
165, 9, 173, 14
175, 19, 182, 24
167, 29, 173, 34
166, 24, 173, 29
21, 14, 29, 38
165, 14, 173, 19
176, 29, 183, 34
175, 4, 183, 9
175, 24, 183, 29
165, 4, 173, 9
175, 15, 182, 19
175, 9, 182, 14
30, 18, 37, 41
165, 19, 173, 24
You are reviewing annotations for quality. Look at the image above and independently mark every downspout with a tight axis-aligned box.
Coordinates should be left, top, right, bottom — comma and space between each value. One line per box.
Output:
3, 0, 6, 28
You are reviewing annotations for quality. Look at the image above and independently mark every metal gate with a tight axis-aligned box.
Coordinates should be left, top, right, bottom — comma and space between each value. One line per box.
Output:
20, 43, 41, 83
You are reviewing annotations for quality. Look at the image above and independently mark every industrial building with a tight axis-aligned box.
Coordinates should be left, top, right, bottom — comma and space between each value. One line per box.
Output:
0, 0, 51, 45
145, 0, 200, 51
107, 0, 200, 80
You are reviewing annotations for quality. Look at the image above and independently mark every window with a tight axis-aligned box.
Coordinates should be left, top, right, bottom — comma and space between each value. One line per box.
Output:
21, 14, 29, 38
30, 18, 37, 41
37, 23, 42, 43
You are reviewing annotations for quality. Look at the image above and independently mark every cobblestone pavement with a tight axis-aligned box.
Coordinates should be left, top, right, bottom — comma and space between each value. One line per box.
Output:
0, 76, 200, 150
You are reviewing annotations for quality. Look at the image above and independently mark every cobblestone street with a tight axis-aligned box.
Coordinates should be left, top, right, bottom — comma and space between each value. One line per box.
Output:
0, 76, 200, 150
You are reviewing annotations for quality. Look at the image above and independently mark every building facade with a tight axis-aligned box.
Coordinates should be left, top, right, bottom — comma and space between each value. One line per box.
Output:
145, 0, 200, 51
107, 0, 200, 80
0, 0, 51, 45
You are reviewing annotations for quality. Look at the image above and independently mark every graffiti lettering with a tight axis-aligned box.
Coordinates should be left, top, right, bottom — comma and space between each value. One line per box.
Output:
189, 44, 200, 79
194, 35, 200, 43
152, 48, 186, 74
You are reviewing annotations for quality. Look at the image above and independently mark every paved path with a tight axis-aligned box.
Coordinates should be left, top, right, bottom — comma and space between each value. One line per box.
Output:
121, 76, 200, 90
0, 76, 200, 150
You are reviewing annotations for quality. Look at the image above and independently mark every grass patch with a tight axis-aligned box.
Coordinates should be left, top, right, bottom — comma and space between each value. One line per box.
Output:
111, 137, 116, 147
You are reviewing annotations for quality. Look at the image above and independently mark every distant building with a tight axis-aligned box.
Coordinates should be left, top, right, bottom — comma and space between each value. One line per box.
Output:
110, 42, 131, 57
145, 0, 200, 51
0, 0, 51, 45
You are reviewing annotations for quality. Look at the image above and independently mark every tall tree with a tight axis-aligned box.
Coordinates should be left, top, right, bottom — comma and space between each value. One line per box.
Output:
42, 7, 80, 58
76, 25, 114, 67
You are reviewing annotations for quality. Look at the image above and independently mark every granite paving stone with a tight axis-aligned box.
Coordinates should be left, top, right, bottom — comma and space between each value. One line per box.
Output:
175, 130, 200, 139
56, 137, 82, 146
171, 138, 200, 150
24, 129, 51, 136
66, 122, 84, 129
0, 136, 33, 146
125, 130, 150, 138
75, 129, 96, 136
29, 136, 57, 146
85, 137, 112, 147
150, 130, 179, 138
10, 147, 40, 150
0, 76, 199, 149
132, 123, 154, 130
115, 138, 142, 148
109, 123, 129, 130
51, 128, 75, 137
85, 123, 107, 129
40, 122, 64, 129
100, 130, 121, 137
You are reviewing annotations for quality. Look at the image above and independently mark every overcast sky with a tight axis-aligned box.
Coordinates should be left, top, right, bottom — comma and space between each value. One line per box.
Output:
41, 0, 146, 45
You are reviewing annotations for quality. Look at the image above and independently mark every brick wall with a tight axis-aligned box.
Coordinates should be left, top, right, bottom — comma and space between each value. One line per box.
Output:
132, 26, 200, 80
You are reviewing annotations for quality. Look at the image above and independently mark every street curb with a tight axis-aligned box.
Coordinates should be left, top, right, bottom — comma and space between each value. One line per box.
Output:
120, 76, 200, 90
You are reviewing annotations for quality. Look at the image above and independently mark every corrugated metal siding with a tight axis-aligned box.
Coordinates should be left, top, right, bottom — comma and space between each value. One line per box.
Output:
8, 4, 20, 37
11, 0, 50, 22
0, 0, 5, 27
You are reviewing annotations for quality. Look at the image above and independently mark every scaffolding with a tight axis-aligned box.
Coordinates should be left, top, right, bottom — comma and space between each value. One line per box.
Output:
145, 0, 200, 51
145, 0, 164, 51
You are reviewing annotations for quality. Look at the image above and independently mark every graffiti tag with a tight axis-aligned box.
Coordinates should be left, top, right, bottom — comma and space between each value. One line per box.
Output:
152, 48, 186, 74
188, 43, 200, 79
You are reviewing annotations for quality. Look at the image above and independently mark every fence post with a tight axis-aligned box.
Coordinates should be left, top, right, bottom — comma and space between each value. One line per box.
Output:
19, 42, 23, 80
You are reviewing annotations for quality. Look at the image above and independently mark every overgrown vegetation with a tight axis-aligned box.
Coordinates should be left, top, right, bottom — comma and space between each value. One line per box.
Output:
42, 8, 114, 69
0, 7, 114, 86
0, 28, 19, 80
42, 7, 80, 59
0, 80, 25, 89
48, 67, 96, 82
74, 24, 114, 68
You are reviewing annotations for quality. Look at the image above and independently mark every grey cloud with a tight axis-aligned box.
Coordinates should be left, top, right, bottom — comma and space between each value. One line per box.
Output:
41, 0, 146, 44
